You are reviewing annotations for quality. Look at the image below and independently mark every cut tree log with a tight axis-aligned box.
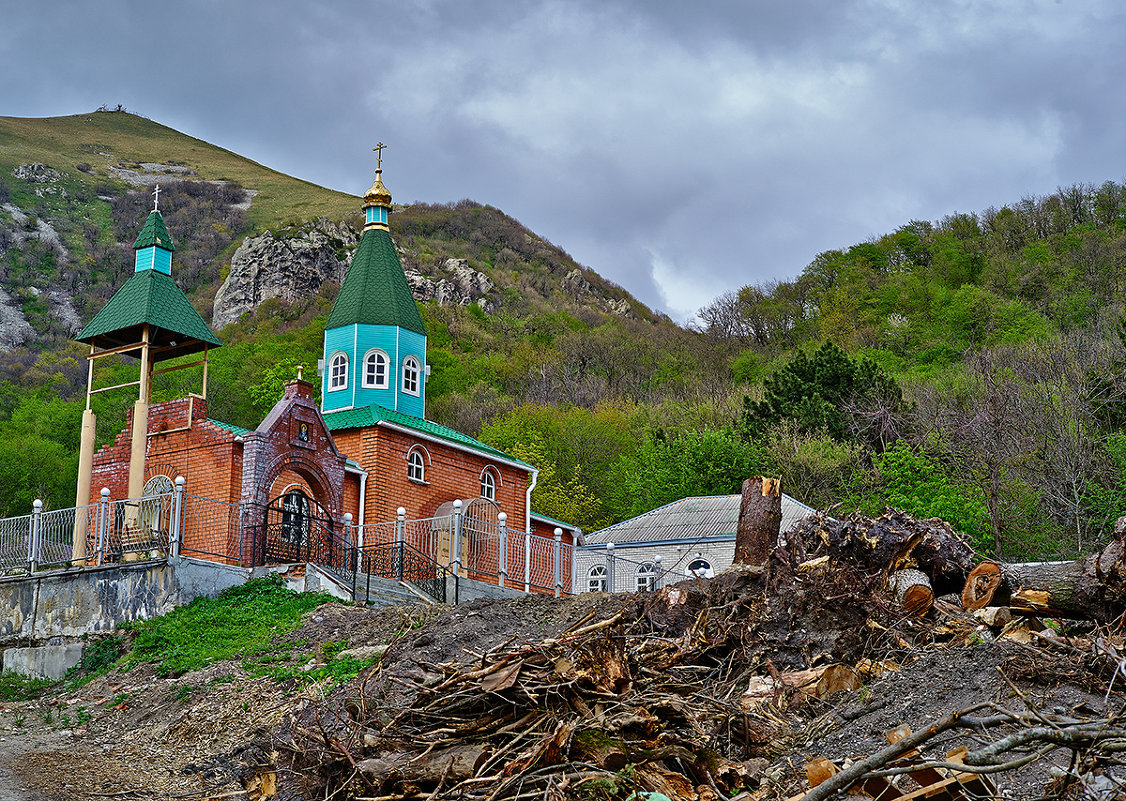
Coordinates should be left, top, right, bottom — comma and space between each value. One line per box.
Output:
887, 569, 934, 617
356, 744, 491, 785
786, 510, 978, 596
734, 476, 782, 566
960, 528, 1126, 622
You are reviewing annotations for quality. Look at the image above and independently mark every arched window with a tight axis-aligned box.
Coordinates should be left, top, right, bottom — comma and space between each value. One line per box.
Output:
402, 355, 420, 396
329, 352, 348, 391
480, 468, 497, 501
686, 556, 714, 579
281, 489, 311, 544
407, 448, 426, 483
363, 349, 389, 389
587, 564, 608, 593
140, 475, 174, 535
636, 562, 657, 592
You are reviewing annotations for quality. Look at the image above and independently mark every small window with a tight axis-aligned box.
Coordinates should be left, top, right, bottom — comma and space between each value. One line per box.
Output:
402, 356, 420, 395
588, 564, 608, 592
636, 562, 656, 592
686, 556, 713, 579
329, 352, 348, 391
408, 449, 426, 483
481, 468, 497, 501
363, 349, 389, 389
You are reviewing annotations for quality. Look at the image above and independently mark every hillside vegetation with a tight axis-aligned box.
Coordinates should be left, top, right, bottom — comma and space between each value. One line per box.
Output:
3, 111, 1126, 560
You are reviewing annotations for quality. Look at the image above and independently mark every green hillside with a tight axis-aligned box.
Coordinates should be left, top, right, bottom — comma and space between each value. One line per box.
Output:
5, 111, 1126, 562
0, 111, 356, 227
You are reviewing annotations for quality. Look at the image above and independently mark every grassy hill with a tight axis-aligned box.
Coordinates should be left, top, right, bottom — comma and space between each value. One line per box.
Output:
0, 111, 356, 227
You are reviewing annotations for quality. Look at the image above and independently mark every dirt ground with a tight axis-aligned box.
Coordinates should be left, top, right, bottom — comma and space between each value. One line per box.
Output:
0, 577, 1118, 800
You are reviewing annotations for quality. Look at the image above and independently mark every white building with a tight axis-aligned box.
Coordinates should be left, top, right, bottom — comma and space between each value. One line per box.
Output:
575, 493, 816, 593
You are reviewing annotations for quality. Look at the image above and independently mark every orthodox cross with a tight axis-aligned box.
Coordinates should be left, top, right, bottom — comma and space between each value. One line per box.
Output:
152, 184, 161, 212
373, 142, 386, 170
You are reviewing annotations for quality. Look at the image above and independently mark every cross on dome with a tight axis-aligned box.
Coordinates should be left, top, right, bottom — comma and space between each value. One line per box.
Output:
373, 142, 386, 171
152, 184, 161, 212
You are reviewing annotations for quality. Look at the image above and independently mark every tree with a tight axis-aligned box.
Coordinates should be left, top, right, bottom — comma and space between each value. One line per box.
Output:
741, 341, 908, 451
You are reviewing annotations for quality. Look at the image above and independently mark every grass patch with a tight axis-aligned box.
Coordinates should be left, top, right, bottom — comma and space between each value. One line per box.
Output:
0, 671, 57, 701
124, 576, 335, 677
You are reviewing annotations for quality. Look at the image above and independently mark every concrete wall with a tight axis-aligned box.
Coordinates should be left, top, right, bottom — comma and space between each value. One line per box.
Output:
454, 574, 530, 603
0, 559, 180, 645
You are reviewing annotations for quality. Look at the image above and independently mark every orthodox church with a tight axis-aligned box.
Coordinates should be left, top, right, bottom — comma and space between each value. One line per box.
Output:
73, 160, 576, 587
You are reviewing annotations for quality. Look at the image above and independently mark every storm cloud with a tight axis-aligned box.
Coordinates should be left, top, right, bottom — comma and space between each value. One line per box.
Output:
5, 1, 1125, 320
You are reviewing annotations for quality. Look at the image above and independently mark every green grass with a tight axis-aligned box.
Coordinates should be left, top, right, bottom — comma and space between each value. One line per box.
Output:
0, 671, 57, 701
124, 575, 336, 677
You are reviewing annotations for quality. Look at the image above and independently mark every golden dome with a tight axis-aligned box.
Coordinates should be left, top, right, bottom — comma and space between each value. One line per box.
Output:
364, 170, 392, 206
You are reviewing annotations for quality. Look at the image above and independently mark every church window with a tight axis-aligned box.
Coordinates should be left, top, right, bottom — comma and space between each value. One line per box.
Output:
407, 448, 426, 483
587, 564, 608, 592
636, 562, 657, 592
363, 349, 389, 389
480, 468, 497, 501
329, 352, 348, 391
402, 356, 420, 396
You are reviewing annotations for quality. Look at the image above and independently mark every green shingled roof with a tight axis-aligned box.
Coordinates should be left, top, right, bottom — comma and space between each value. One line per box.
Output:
133, 211, 175, 251
207, 418, 251, 436
325, 228, 426, 334
77, 269, 220, 357
324, 402, 531, 469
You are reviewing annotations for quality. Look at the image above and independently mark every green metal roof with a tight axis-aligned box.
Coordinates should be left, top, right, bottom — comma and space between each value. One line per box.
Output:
531, 511, 579, 530
325, 228, 426, 334
77, 269, 221, 360
207, 418, 251, 436
324, 402, 531, 469
133, 211, 175, 251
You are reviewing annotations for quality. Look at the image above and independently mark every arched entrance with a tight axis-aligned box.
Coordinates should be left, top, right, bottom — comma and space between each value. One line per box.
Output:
261, 488, 338, 567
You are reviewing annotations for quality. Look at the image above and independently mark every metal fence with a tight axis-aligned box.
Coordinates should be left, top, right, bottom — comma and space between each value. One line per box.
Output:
0, 488, 575, 599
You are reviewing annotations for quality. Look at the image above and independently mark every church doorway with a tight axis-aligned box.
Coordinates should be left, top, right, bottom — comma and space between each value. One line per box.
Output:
261, 489, 338, 568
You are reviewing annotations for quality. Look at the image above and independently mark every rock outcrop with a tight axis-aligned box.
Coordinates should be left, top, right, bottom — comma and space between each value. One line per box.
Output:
0, 287, 34, 349
13, 163, 63, 183
212, 218, 358, 329
404, 258, 495, 312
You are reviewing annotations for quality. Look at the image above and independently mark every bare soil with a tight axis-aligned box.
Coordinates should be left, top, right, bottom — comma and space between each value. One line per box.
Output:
0, 575, 1116, 800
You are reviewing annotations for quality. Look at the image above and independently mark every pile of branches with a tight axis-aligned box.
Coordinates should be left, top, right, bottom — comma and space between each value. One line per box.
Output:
270, 561, 917, 801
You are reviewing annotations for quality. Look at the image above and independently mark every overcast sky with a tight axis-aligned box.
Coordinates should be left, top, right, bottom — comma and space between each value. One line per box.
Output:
4, 1, 1126, 321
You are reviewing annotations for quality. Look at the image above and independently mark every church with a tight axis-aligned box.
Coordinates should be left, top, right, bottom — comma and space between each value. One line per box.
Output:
72, 159, 578, 595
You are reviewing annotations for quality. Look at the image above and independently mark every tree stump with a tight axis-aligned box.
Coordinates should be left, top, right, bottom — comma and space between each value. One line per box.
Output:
734, 476, 782, 566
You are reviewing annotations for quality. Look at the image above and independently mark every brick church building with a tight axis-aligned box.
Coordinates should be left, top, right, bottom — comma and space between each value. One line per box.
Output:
74, 164, 576, 591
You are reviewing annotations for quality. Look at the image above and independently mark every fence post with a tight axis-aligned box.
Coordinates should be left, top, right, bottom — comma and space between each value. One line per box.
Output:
451, 499, 463, 577
497, 512, 508, 588
28, 499, 43, 573
606, 542, 616, 593
553, 528, 563, 598
96, 488, 110, 566
170, 476, 184, 559
523, 529, 531, 593
654, 555, 663, 591
395, 507, 406, 581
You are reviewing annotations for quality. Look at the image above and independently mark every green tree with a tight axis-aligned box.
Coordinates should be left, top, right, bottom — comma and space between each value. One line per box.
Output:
741, 341, 908, 451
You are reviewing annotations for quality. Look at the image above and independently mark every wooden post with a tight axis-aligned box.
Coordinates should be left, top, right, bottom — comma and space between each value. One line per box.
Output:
734, 476, 782, 566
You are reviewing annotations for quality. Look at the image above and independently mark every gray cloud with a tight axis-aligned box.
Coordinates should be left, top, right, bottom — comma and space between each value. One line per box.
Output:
6, 0, 1126, 320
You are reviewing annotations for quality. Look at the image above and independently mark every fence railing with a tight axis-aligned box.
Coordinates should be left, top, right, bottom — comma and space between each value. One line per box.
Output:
0, 488, 575, 599
577, 544, 680, 594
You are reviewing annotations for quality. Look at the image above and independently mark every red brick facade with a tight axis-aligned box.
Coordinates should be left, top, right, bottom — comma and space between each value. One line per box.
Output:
89, 380, 539, 553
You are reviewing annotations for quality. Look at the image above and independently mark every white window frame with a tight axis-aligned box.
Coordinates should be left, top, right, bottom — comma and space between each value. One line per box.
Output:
587, 564, 608, 593
636, 562, 656, 592
407, 447, 427, 483
480, 467, 498, 501
363, 348, 390, 389
402, 355, 421, 396
329, 351, 349, 391
686, 556, 714, 579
